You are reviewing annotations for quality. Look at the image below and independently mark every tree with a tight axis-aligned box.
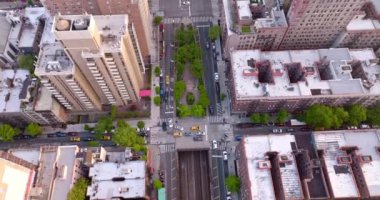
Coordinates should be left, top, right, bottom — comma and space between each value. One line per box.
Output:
155, 86, 160, 95
225, 175, 240, 193
84, 124, 93, 131
177, 104, 191, 118
367, 107, 380, 126
153, 179, 163, 190
154, 96, 161, 106
197, 84, 210, 108
189, 58, 203, 79
26, 123, 42, 136
94, 116, 113, 134
154, 66, 161, 77
111, 105, 117, 120
250, 113, 261, 124
276, 108, 289, 124
208, 25, 220, 41
112, 124, 144, 147
153, 16, 163, 26
220, 93, 226, 101
186, 92, 195, 105
67, 177, 89, 200
17, 55, 35, 73
176, 63, 185, 80
117, 119, 128, 128
137, 121, 145, 129
0, 124, 16, 142
260, 113, 270, 124
347, 105, 366, 126
304, 104, 335, 129
191, 105, 205, 117
174, 81, 186, 103
332, 107, 349, 129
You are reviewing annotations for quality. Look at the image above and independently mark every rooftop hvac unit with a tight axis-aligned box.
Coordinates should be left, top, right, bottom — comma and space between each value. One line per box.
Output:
258, 160, 271, 169
339, 65, 352, 74
359, 155, 372, 163
56, 19, 70, 31
279, 154, 292, 164
73, 18, 87, 30
337, 156, 352, 164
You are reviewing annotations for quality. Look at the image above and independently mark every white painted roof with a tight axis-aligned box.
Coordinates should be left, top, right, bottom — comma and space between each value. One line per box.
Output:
87, 161, 146, 199
231, 48, 380, 100
9, 148, 40, 165
237, 0, 252, 20
243, 134, 303, 200
0, 69, 29, 113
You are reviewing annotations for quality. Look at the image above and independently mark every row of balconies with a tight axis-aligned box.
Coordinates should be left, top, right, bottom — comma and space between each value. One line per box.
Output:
43, 81, 73, 110
66, 79, 94, 109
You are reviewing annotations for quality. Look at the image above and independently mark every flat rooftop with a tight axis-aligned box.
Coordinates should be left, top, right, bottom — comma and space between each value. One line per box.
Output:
8, 148, 40, 165
0, 69, 29, 113
243, 134, 303, 200
19, 7, 47, 48
0, 15, 11, 53
254, 8, 288, 28
237, 0, 252, 20
231, 48, 380, 100
0, 157, 35, 200
314, 130, 380, 197
35, 42, 73, 76
87, 161, 146, 199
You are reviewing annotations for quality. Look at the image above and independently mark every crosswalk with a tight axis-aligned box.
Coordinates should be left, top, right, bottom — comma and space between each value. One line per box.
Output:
216, 103, 223, 115
159, 143, 176, 153
210, 141, 228, 151
208, 115, 223, 124
163, 16, 213, 24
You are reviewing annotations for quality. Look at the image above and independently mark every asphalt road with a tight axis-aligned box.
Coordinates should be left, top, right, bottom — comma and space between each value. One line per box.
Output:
178, 150, 211, 200
160, 0, 212, 18
198, 25, 218, 116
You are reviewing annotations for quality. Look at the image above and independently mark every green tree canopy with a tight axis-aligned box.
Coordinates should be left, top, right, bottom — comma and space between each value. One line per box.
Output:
260, 113, 270, 124
304, 104, 335, 129
67, 177, 89, 200
94, 116, 113, 134
177, 104, 191, 118
208, 26, 220, 41
153, 16, 163, 26
155, 86, 160, 95
153, 179, 163, 190
26, 123, 42, 136
250, 113, 261, 124
154, 96, 161, 106
175, 26, 196, 47
17, 55, 35, 73
112, 124, 144, 147
154, 66, 161, 77
0, 124, 16, 142
186, 92, 195, 105
174, 81, 186, 103
191, 105, 205, 118
276, 108, 289, 124
137, 121, 145, 129
367, 107, 380, 126
225, 175, 240, 193
332, 107, 349, 129
347, 105, 366, 126
190, 58, 204, 79
197, 84, 210, 108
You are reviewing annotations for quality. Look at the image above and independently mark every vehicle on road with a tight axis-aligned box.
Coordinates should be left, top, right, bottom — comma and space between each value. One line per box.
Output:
236, 123, 255, 128
360, 124, 370, 129
222, 151, 228, 160
287, 128, 295, 132
13, 135, 32, 140
174, 125, 184, 131
184, 132, 192, 136
208, 105, 214, 115
47, 133, 55, 138
70, 137, 80, 142
102, 135, 111, 141
214, 73, 219, 81
165, 75, 170, 85
193, 136, 203, 141
173, 132, 183, 137
206, 42, 209, 49
68, 132, 79, 136
196, 131, 205, 136
55, 132, 67, 137
162, 122, 167, 131
235, 135, 242, 141
191, 126, 200, 131
82, 137, 95, 141
212, 140, 218, 149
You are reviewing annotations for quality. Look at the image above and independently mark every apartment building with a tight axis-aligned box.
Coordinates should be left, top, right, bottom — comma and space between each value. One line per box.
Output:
222, 0, 288, 55
229, 48, 380, 114
39, 0, 151, 65
52, 14, 144, 106
0, 10, 22, 68
278, 0, 367, 50
333, 0, 380, 51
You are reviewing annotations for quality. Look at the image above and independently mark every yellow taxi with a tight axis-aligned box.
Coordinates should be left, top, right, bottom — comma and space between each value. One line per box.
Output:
102, 135, 111, 141
70, 137, 80, 142
190, 126, 200, 131
173, 132, 183, 137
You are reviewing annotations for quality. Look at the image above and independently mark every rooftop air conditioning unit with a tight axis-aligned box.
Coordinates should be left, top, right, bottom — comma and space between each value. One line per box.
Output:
337, 156, 352, 164
258, 160, 271, 169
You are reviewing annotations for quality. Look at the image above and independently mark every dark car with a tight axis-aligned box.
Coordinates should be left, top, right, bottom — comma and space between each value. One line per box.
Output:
13, 135, 33, 140
300, 127, 312, 131
208, 106, 214, 115
82, 137, 95, 141
162, 122, 167, 131
193, 136, 203, 141
287, 128, 295, 132
47, 133, 55, 138
68, 132, 79, 136
55, 132, 67, 137
235, 135, 242, 141
13, 135, 23, 140
184, 132, 192, 136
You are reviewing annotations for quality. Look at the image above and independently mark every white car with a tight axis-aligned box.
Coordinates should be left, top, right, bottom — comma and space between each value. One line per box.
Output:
212, 140, 218, 149
214, 73, 219, 81
226, 196, 232, 200
223, 151, 228, 160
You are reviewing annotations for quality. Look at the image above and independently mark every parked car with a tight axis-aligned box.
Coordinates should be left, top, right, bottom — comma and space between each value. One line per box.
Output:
360, 124, 370, 129
235, 135, 242, 141
193, 136, 203, 141
162, 122, 167, 131
174, 125, 184, 131
55, 132, 67, 137
184, 132, 192, 136
102, 135, 111, 141
68, 132, 79, 136
287, 128, 295, 132
173, 132, 183, 137
214, 73, 219, 81
47, 133, 55, 138
212, 140, 218, 149
82, 137, 95, 141
191, 126, 200, 131
222, 151, 228, 160
13, 135, 32, 140
70, 137, 81, 142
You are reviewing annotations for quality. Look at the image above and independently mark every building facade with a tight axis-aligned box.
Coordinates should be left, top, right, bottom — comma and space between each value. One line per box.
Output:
229, 48, 380, 114
39, 0, 151, 65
